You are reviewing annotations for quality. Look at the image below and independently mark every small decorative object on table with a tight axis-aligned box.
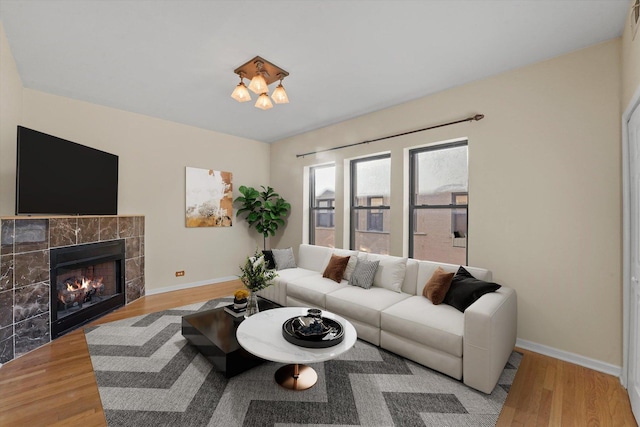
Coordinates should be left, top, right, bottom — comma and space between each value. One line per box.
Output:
225, 289, 250, 318
294, 309, 330, 337
224, 305, 247, 318
238, 249, 278, 318
282, 308, 345, 348
233, 289, 249, 310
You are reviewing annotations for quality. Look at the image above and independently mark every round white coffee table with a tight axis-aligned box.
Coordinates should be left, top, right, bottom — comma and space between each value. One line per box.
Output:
236, 307, 357, 391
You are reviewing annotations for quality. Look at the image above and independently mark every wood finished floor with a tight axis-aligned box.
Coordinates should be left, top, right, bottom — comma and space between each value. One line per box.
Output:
0, 280, 636, 426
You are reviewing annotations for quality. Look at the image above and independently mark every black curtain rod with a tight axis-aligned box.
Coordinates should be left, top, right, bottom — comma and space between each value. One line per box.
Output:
295, 114, 485, 158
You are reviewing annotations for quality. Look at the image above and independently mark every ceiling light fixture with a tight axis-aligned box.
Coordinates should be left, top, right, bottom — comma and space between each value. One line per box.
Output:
230, 72, 251, 102
271, 73, 289, 104
248, 61, 269, 95
232, 56, 289, 110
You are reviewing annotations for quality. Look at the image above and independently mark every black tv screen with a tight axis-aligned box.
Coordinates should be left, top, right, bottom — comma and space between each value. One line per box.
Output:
16, 126, 118, 215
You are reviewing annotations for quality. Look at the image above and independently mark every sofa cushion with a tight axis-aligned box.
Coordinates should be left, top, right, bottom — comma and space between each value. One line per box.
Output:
322, 254, 350, 283
349, 258, 379, 289
326, 286, 410, 328
423, 266, 455, 304
332, 249, 359, 280
274, 267, 317, 286
381, 296, 464, 357
297, 244, 333, 272
287, 275, 348, 308
443, 266, 501, 312
401, 259, 420, 295
272, 247, 296, 270
365, 253, 408, 293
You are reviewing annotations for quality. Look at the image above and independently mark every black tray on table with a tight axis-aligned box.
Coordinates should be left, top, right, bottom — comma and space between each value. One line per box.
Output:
282, 316, 345, 348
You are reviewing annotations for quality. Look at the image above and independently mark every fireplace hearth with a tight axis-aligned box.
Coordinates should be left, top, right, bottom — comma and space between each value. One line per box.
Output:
50, 240, 125, 338
0, 215, 145, 364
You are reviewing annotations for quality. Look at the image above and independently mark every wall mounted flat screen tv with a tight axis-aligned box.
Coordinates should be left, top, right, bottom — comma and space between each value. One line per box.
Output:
16, 126, 119, 215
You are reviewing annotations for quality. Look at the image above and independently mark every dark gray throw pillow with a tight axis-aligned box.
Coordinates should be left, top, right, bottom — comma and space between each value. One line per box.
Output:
443, 266, 501, 312
261, 250, 276, 270
349, 259, 379, 289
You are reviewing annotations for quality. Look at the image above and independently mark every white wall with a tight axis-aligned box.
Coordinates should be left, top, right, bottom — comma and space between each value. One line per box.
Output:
0, 22, 22, 215
2, 18, 271, 292
2, 16, 631, 369
17, 90, 270, 291
2, 16, 270, 296
622, 0, 640, 108
270, 40, 623, 366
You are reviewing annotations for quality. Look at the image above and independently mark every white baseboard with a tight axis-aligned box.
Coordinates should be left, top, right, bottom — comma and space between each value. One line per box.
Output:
516, 338, 621, 378
144, 276, 237, 296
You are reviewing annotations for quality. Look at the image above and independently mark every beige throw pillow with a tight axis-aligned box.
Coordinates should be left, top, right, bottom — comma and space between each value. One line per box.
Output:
364, 253, 408, 293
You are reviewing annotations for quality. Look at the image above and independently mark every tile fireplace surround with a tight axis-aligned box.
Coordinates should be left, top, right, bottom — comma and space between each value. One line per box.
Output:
0, 215, 145, 364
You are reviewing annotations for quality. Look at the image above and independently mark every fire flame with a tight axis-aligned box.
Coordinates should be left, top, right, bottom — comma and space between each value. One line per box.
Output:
64, 276, 104, 291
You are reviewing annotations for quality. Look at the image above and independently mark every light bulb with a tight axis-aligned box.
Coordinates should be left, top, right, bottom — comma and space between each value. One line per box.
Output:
255, 93, 273, 110
248, 73, 268, 94
271, 83, 289, 104
231, 82, 251, 102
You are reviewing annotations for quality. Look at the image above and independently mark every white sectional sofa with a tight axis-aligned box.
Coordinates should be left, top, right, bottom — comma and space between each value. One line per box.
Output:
258, 244, 517, 394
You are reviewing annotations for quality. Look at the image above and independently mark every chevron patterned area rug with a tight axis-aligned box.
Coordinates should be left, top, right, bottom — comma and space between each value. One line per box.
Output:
85, 297, 521, 427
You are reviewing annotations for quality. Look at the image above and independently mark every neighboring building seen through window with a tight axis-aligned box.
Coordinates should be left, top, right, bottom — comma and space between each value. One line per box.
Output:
316, 198, 334, 228
409, 141, 468, 265
451, 192, 468, 237
367, 197, 384, 232
309, 164, 335, 247
350, 155, 390, 255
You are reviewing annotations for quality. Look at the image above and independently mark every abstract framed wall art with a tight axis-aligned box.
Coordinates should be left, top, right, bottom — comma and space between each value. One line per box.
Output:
185, 167, 233, 227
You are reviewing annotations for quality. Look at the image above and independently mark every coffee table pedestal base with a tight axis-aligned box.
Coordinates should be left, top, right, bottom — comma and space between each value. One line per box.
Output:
274, 363, 317, 390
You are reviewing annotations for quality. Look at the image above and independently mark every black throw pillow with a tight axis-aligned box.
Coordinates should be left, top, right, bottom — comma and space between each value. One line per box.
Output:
262, 250, 276, 270
443, 266, 501, 312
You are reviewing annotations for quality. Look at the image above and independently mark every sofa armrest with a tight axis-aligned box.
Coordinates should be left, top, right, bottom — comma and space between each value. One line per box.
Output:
463, 287, 517, 394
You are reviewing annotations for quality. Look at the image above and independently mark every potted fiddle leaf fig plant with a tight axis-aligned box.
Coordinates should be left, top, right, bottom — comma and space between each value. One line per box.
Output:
235, 185, 291, 249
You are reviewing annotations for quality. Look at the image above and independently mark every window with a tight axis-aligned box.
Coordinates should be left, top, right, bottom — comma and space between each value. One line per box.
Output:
316, 199, 334, 228
409, 141, 468, 265
309, 164, 335, 247
367, 197, 384, 231
350, 155, 390, 254
451, 193, 468, 237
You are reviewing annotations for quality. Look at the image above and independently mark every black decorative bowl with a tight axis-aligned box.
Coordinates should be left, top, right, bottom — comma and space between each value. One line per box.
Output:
282, 316, 345, 348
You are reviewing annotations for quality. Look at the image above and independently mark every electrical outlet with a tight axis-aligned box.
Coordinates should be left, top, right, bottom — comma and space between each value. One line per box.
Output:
175, 271, 185, 277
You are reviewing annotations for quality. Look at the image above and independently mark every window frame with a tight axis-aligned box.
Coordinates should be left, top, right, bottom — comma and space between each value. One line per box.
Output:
309, 164, 335, 245
366, 196, 385, 232
350, 154, 391, 250
316, 198, 335, 228
408, 141, 468, 263
451, 192, 468, 237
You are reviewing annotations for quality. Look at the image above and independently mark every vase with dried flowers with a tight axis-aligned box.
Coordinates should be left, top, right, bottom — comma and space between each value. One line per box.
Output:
238, 249, 277, 317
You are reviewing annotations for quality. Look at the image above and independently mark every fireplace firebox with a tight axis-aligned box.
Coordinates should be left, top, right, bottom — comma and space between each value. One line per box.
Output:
50, 240, 125, 338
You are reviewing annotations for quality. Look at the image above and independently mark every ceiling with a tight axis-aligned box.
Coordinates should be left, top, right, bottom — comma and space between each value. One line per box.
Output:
0, 1, 631, 143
